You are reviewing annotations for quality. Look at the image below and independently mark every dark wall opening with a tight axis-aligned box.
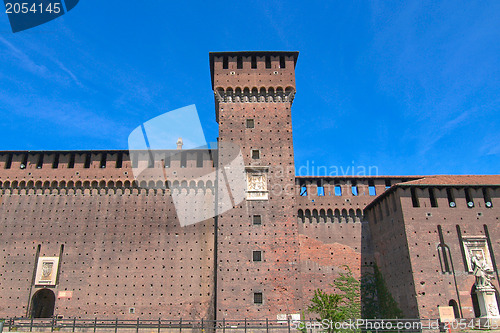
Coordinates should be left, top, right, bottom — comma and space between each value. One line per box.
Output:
30, 289, 56, 318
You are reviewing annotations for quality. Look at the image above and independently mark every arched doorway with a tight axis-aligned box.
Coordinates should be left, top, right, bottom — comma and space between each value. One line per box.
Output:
30, 289, 55, 318
449, 299, 460, 318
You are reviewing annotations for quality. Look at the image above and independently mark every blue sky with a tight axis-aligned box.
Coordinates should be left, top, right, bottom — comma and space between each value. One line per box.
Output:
0, 1, 498, 176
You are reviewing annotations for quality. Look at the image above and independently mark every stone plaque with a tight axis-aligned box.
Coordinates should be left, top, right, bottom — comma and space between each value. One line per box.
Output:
35, 257, 59, 286
438, 306, 455, 322
58, 290, 73, 299
463, 237, 493, 272
246, 167, 269, 201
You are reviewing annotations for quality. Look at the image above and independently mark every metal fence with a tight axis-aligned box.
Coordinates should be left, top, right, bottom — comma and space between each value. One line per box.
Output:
0, 318, 430, 333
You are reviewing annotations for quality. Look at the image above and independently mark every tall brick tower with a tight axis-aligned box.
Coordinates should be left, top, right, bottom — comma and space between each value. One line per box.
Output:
210, 51, 301, 319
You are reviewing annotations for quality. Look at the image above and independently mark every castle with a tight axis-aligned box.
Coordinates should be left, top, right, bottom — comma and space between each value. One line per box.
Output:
0, 51, 498, 322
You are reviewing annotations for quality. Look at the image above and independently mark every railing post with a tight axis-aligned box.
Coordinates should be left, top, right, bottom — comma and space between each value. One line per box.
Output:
244, 319, 247, 333
288, 317, 291, 333
266, 318, 269, 333
179, 318, 182, 333
30, 316, 33, 332
115, 318, 118, 333
51, 317, 55, 332
93, 317, 97, 333
223, 318, 225, 333
136, 318, 140, 333
158, 318, 161, 333
73, 317, 76, 332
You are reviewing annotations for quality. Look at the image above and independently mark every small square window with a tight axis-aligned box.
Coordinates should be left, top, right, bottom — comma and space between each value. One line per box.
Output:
251, 150, 260, 159
253, 251, 262, 262
129, 307, 135, 314
246, 119, 255, 128
252, 215, 262, 225
254, 292, 263, 304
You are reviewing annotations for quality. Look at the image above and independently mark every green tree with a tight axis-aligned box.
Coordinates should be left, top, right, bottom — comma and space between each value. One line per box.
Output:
306, 266, 361, 332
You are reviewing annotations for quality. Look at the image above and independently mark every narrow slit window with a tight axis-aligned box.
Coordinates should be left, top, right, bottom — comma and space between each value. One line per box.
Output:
180, 152, 187, 168
222, 56, 229, 69
265, 56, 271, 69
252, 215, 262, 225
132, 153, 138, 169
84, 153, 91, 168
334, 185, 342, 196
116, 153, 123, 168
447, 188, 456, 207
252, 251, 262, 262
254, 292, 263, 304
237, 56, 243, 69
100, 153, 107, 168
465, 188, 474, 208
368, 180, 376, 196
429, 188, 438, 207
483, 188, 493, 208
279, 56, 286, 69
246, 119, 255, 128
4, 154, 12, 169
147, 153, 154, 168
36, 154, 44, 169
68, 154, 75, 169
251, 149, 260, 159
251, 56, 257, 69
52, 153, 60, 169
411, 188, 420, 207
385, 179, 391, 190
21, 153, 28, 169
196, 152, 203, 168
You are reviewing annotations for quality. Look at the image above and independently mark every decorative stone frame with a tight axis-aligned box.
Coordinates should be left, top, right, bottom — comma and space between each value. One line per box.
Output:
462, 237, 493, 272
246, 166, 269, 201
35, 257, 59, 286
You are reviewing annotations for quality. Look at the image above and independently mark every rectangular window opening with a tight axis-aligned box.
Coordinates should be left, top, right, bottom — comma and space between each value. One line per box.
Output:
251, 56, 257, 69
252, 251, 262, 262
84, 153, 91, 169
300, 184, 307, 196
68, 154, 75, 169
196, 152, 203, 168
351, 183, 358, 196
385, 179, 391, 190
21, 153, 28, 169
465, 188, 474, 208
411, 188, 420, 207
222, 56, 229, 69
116, 152, 123, 168
52, 153, 60, 169
251, 149, 260, 160
4, 154, 13, 169
254, 292, 263, 304
237, 56, 243, 69
334, 185, 342, 196
265, 56, 271, 69
100, 153, 107, 168
446, 188, 456, 207
429, 188, 438, 207
180, 152, 187, 168
483, 188, 493, 208
246, 119, 255, 128
36, 154, 44, 169
164, 155, 171, 168
317, 181, 325, 196
253, 215, 262, 225
368, 180, 376, 196
279, 56, 286, 69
